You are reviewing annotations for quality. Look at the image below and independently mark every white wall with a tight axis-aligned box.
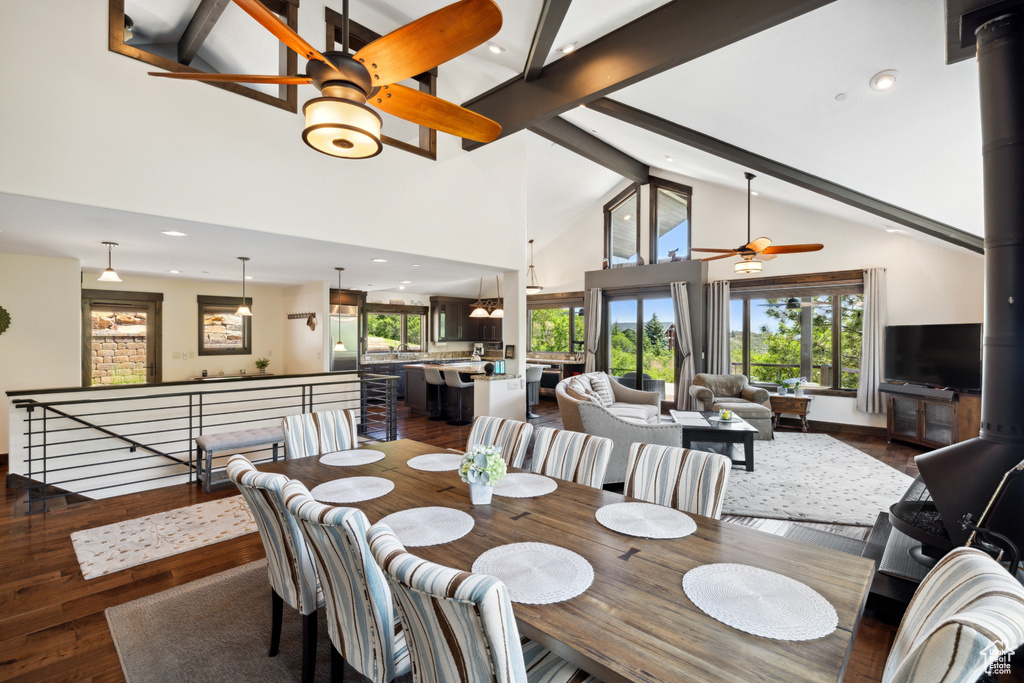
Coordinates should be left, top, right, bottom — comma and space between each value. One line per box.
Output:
0, 254, 83, 453
282, 282, 329, 375
88, 273, 286, 380
533, 171, 985, 428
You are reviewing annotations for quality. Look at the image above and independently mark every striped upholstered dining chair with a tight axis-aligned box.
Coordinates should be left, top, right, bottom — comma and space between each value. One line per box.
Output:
283, 480, 411, 683
225, 455, 322, 683
367, 523, 599, 683
530, 427, 612, 489
881, 546, 1024, 683
624, 443, 731, 520
466, 415, 533, 468
282, 408, 358, 459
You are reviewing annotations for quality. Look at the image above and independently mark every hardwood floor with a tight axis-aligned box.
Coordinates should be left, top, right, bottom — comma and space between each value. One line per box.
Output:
0, 399, 926, 682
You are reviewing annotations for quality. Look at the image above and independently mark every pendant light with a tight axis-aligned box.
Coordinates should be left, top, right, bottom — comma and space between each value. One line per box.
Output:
489, 276, 503, 318
97, 242, 122, 282
334, 267, 347, 352
525, 238, 543, 294
469, 278, 490, 318
735, 172, 763, 274
236, 257, 252, 316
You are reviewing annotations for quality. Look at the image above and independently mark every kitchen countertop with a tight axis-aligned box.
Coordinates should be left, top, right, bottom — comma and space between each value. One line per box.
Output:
526, 358, 585, 365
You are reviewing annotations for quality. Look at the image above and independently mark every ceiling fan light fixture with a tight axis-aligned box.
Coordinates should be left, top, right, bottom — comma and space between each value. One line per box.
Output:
302, 96, 382, 159
735, 259, 762, 274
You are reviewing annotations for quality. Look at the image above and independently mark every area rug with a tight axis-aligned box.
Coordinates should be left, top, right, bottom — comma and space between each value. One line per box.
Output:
72, 495, 256, 580
720, 432, 914, 526
106, 559, 411, 683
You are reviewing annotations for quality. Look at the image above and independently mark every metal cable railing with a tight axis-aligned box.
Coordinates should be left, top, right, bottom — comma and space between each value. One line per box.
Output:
12, 373, 397, 514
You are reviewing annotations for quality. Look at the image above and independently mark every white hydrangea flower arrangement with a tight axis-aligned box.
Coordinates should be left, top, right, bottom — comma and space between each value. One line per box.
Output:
459, 445, 507, 486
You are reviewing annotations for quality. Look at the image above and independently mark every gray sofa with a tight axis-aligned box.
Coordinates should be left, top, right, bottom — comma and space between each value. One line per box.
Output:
555, 373, 661, 432
576, 402, 684, 485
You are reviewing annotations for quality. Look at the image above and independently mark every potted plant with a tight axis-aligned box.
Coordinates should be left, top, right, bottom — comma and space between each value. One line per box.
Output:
459, 445, 507, 504
782, 376, 807, 397
255, 358, 270, 374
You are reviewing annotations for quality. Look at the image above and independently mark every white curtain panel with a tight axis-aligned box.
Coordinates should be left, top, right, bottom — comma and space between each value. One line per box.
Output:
857, 268, 887, 413
671, 282, 695, 410
584, 288, 602, 373
706, 281, 731, 375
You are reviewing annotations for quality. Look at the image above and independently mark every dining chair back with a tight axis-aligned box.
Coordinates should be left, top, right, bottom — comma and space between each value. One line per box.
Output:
226, 455, 321, 681
282, 409, 358, 459
283, 480, 410, 683
624, 443, 731, 519
367, 523, 597, 683
531, 427, 612, 489
466, 415, 534, 468
882, 546, 1024, 683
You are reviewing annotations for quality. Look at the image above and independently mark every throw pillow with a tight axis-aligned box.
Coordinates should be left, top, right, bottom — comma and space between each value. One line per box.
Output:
586, 372, 615, 407
566, 378, 599, 403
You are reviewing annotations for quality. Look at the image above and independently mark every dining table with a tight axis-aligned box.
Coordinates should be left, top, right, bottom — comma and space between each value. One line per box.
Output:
259, 438, 875, 683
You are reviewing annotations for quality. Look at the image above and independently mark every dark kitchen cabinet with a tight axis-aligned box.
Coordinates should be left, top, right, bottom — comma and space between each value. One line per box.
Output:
431, 296, 503, 342
475, 317, 502, 342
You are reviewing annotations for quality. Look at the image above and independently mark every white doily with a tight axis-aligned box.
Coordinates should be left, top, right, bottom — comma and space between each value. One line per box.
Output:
595, 502, 697, 539
407, 453, 463, 472
377, 507, 474, 547
472, 543, 593, 604
319, 449, 385, 466
492, 473, 558, 498
311, 477, 395, 504
682, 564, 838, 641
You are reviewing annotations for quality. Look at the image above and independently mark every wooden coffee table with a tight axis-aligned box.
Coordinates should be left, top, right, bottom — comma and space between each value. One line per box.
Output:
770, 393, 814, 431
672, 410, 759, 471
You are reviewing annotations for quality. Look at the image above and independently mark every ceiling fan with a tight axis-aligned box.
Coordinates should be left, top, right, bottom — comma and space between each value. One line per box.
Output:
691, 172, 823, 273
148, 0, 502, 158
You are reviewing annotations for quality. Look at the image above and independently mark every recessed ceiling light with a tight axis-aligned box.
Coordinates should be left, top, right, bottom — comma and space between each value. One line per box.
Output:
664, 156, 674, 163
559, 42, 578, 54
412, 264, 420, 267
372, 258, 387, 263
244, 275, 253, 280
487, 42, 505, 54
750, 191, 759, 196
161, 230, 188, 237
834, 92, 847, 102
400, 280, 412, 284
870, 70, 898, 91
168, 269, 182, 274
398, 286, 405, 290
885, 226, 903, 233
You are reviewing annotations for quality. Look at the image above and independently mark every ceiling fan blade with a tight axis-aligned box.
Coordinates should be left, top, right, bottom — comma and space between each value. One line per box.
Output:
761, 244, 824, 254
690, 248, 738, 254
759, 253, 777, 261
232, 0, 336, 69
149, 72, 312, 85
371, 83, 500, 142
745, 237, 773, 253
700, 253, 738, 262
354, 0, 502, 86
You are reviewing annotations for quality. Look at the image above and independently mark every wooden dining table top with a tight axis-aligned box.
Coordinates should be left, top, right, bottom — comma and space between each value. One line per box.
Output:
259, 439, 875, 683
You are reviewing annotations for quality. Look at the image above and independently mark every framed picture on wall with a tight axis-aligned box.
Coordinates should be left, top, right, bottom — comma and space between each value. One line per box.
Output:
505, 345, 515, 360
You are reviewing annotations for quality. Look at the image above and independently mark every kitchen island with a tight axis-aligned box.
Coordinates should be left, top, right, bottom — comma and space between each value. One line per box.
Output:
405, 362, 529, 422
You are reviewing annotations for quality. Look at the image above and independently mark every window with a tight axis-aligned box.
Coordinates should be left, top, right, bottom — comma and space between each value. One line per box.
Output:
198, 296, 252, 356
527, 293, 584, 354
650, 177, 692, 263
607, 293, 675, 403
82, 290, 163, 386
729, 271, 864, 391
604, 185, 641, 267
109, 0, 300, 113
366, 305, 426, 353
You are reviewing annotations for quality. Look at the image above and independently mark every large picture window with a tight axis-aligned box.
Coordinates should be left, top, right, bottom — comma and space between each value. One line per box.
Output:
606, 292, 675, 402
366, 306, 426, 353
529, 306, 584, 353
650, 177, 692, 263
604, 185, 641, 267
730, 271, 864, 391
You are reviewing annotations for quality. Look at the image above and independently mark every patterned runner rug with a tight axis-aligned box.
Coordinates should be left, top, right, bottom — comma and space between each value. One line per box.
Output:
72, 496, 256, 579
721, 432, 914, 526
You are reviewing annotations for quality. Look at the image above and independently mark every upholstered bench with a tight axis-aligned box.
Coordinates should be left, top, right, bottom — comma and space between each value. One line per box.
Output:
711, 401, 773, 440
194, 426, 285, 493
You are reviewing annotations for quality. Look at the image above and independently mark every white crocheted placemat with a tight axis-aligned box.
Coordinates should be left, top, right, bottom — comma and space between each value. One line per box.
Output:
682, 564, 838, 641
319, 449, 386, 466
377, 506, 475, 547
311, 477, 395, 504
472, 542, 593, 604
595, 502, 697, 539
407, 453, 463, 472
492, 473, 558, 498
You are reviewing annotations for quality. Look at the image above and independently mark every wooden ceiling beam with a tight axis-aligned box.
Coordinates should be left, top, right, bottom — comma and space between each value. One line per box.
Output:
523, 0, 573, 81
529, 117, 649, 184
462, 0, 837, 150
587, 97, 984, 253
178, 0, 231, 66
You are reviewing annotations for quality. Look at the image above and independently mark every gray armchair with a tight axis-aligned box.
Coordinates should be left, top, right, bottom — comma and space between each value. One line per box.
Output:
689, 373, 770, 411
577, 402, 684, 485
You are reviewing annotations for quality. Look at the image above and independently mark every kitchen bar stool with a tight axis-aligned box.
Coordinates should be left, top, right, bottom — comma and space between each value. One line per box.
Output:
423, 367, 447, 421
443, 369, 473, 426
524, 365, 544, 419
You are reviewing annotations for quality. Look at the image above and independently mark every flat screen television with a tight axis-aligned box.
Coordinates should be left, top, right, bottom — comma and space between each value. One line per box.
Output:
884, 323, 982, 391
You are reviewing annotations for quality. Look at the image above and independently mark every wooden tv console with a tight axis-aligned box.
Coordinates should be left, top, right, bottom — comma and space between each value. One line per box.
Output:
879, 382, 981, 448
